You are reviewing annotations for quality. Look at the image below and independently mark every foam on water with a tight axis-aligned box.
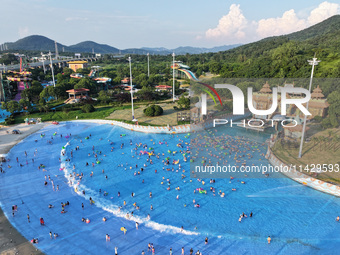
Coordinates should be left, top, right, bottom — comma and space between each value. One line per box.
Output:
61, 141, 198, 236
2, 121, 340, 254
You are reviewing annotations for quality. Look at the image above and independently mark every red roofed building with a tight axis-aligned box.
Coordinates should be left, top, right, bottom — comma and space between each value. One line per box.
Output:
65, 88, 90, 104
121, 78, 130, 84
155, 85, 172, 92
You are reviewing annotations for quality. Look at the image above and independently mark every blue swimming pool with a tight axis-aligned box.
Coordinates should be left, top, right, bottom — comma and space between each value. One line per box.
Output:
1, 121, 340, 254
0, 108, 10, 123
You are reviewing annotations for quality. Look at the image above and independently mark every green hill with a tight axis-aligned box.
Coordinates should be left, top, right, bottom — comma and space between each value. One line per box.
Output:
68, 41, 119, 54
287, 15, 340, 41
194, 15, 340, 79
6, 35, 67, 52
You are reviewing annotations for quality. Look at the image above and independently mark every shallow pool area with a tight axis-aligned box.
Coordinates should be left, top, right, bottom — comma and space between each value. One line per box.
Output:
1, 121, 340, 254
0, 108, 10, 123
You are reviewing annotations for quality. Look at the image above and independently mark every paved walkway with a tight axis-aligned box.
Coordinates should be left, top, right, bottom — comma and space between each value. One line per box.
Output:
0, 123, 50, 156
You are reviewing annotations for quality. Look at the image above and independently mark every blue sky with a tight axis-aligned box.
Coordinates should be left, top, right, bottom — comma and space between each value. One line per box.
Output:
0, 0, 339, 49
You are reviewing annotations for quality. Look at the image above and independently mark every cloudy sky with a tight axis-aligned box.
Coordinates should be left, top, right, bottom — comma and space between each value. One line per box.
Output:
0, 0, 339, 49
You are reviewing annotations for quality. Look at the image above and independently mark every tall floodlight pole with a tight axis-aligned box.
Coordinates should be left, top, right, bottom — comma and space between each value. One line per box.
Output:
48, 51, 56, 87
129, 56, 135, 120
298, 57, 320, 158
42, 59, 46, 74
172, 52, 175, 102
147, 53, 150, 77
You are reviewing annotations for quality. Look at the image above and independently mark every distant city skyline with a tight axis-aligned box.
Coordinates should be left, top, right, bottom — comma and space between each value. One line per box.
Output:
1, 0, 339, 49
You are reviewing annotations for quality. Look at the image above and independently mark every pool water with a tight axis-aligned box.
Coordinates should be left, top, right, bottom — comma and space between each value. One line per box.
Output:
1, 121, 340, 254
0, 108, 10, 123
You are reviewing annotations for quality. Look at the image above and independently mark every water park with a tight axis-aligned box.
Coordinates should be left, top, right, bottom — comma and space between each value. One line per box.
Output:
0, 117, 339, 255
0, 47, 339, 255
70, 66, 112, 88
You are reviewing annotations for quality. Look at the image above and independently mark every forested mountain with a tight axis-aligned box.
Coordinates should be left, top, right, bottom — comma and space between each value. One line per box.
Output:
179, 15, 340, 79
68, 41, 119, 54
2, 36, 240, 55
5, 35, 67, 52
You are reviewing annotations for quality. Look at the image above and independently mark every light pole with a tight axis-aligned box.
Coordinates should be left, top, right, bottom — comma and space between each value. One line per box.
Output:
129, 56, 135, 121
42, 59, 46, 74
48, 51, 56, 87
147, 53, 150, 77
172, 52, 175, 102
298, 57, 320, 158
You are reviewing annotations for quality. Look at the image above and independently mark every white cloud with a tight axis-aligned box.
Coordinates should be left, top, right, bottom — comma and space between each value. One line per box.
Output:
205, 4, 247, 40
203, 1, 340, 43
308, 1, 340, 25
257, 9, 307, 37
18, 27, 29, 38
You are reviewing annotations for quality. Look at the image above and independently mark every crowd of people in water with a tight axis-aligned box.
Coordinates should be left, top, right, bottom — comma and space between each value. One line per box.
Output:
4, 125, 323, 254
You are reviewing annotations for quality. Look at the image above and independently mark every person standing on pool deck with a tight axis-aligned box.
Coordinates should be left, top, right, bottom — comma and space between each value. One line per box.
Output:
267, 236, 271, 244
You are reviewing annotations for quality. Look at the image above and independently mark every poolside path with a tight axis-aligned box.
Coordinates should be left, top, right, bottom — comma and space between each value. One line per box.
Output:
0, 123, 51, 156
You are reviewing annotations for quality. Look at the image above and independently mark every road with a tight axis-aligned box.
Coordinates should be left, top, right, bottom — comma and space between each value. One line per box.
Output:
0, 57, 96, 72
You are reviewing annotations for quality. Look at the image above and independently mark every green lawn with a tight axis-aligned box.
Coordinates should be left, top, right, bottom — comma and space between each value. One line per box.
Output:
14, 106, 132, 124
272, 127, 340, 184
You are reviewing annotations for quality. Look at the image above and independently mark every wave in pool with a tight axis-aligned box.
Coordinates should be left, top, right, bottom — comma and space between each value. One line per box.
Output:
60, 141, 198, 236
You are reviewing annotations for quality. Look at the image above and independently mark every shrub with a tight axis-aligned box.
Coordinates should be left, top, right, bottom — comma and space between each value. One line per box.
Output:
144, 106, 155, 116
313, 116, 323, 123
177, 95, 190, 109
81, 104, 95, 113
4, 116, 15, 125
153, 105, 163, 116
143, 105, 163, 117
191, 96, 199, 104
214, 104, 223, 111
